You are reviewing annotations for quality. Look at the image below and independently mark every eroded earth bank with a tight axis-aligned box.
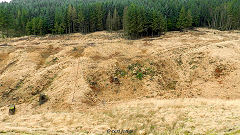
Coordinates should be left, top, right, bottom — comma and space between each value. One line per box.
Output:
0, 28, 240, 134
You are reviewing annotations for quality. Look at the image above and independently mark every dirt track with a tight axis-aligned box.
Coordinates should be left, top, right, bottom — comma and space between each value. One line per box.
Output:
0, 28, 240, 134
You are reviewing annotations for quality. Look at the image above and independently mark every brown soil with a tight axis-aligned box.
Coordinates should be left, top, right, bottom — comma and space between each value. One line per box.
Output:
0, 28, 240, 134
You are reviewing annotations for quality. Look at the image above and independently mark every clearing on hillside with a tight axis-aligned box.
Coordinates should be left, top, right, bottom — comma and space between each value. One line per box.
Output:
0, 28, 240, 134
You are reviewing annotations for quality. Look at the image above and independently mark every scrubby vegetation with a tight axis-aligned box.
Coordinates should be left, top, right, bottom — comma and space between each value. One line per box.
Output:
0, 0, 239, 38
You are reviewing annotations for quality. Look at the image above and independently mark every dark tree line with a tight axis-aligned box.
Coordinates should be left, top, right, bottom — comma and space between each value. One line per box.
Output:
0, 0, 240, 39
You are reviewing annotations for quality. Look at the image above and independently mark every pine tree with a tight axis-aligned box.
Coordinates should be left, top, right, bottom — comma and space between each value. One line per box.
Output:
59, 22, 65, 34
21, 9, 28, 34
89, 4, 98, 32
106, 11, 112, 31
38, 18, 43, 35
16, 9, 22, 34
78, 8, 85, 33
112, 8, 120, 31
67, 5, 72, 33
151, 10, 166, 36
123, 6, 128, 32
0, 8, 6, 35
0, 7, 13, 37
137, 7, 147, 37
0, 0, 240, 38
96, 3, 104, 31
54, 22, 59, 34
186, 10, 193, 28
26, 21, 33, 35
71, 6, 77, 33
126, 4, 139, 38
32, 18, 37, 35
177, 7, 186, 30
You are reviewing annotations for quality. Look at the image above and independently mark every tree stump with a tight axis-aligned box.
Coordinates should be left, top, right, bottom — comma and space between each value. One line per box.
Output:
9, 104, 15, 115
39, 94, 48, 105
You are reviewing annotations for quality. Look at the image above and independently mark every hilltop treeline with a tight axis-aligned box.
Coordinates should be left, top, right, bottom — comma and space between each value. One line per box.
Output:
0, 0, 239, 38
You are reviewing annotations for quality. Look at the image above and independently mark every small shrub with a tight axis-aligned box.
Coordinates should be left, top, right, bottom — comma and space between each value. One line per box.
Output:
145, 67, 156, 76
127, 62, 156, 80
128, 63, 142, 71
115, 69, 127, 77
136, 71, 144, 80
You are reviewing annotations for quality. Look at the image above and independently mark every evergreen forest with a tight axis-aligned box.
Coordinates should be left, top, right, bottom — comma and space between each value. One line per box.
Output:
0, 0, 239, 39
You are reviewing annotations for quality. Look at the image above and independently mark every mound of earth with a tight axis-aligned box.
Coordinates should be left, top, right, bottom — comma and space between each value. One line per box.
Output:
0, 28, 240, 134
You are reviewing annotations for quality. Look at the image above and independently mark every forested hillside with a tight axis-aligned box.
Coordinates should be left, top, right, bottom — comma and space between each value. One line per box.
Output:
0, 0, 239, 38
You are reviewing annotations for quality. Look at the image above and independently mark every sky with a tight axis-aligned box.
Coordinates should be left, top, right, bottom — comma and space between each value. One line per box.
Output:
0, 0, 11, 2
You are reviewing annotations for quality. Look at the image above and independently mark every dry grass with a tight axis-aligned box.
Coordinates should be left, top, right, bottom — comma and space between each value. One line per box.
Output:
0, 52, 9, 61
36, 45, 61, 69
68, 46, 85, 58
0, 28, 240, 134
0, 98, 240, 134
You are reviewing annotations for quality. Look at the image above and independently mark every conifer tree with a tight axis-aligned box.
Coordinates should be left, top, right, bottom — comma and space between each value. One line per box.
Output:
177, 7, 186, 30
54, 22, 59, 34
89, 6, 97, 32
126, 4, 139, 38
59, 22, 65, 34
112, 8, 120, 31
123, 6, 128, 32
26, 21, 33, 35
16, 10, 22, 33
186, 9, 193, 28
137, 7, 147, 37
38, 18, 43, 35
0, 7, 13, 37
21, 9, 28, 34
32, 18, 37, 35
152, 10, 166, 36
0, 0, 240, 38
71, 6, 77, 33
78, 8, 85, 33
0, 9, 6, 35
67, 5, 72, 33
96, 3, 104, 31
106, 11, 112, 31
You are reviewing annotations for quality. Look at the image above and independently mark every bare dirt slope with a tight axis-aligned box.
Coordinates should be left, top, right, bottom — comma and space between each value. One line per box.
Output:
0, 28, 240, 134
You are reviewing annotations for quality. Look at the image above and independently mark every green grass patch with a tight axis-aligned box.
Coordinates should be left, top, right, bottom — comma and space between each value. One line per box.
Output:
225, 130, 240, 135
136, 71, 144, 80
